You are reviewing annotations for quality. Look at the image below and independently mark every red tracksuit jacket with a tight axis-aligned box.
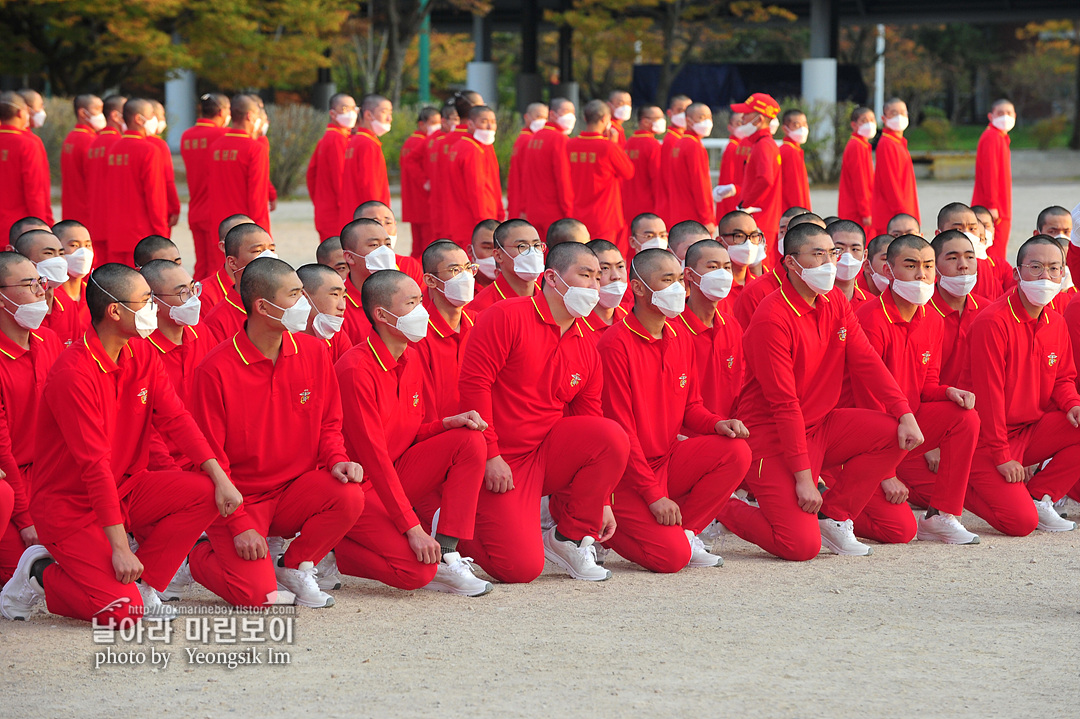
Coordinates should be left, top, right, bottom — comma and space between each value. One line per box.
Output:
507, 128, 533, 219
568, 131, 634, 243
149, 134, 180, 230
61, 124, 97, 225
733, 268, 784, 329
522, 123, 574, 235
741, 129, 782, 265
837, 134, 874, 235
206, 130, 270, 233
144, 325, 211, 470
971, 124, 1011, 256
624, 130, 662, 223
102, 133, 169, 262
668, 131, 714, 228
779, 139, 811, 213
307, 125, 351, 240
715, 137, 744, 220
399, 130, 430, 228
675, 306, 743, 420
44, 282, 89, 346
871, 129, 919, 235
338, 128, 390, 232
927, 289, 987, 390
86, 128, 122, 241
180, 120, 229, 233
657, 127, 685, 225
412, 297, 475, 419
449, 134, 504, 247
0, 126, 53, 245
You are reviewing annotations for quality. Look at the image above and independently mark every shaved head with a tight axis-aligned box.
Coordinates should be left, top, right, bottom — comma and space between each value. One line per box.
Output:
546, 218, 590, 246
545, 242, 596, 275
936, 203, 973, 231
139, 258, 189, 289
239, 257, 296, 314
219, 214, 254, 242
297, 262, 340, 294
361, 269, 410, 327
133, 235, 179, 268
340, 218, 386, 253
669, 220, 711, 255
224, 223, 271, 258
13, 229, 59, 258
422, 239, 465, 275
87, 263, 141, 324
783, 222, 830, 257
629, 247, 680, 284
788, 212, 826, 230
0, 252, 35, 286
9, 217, 49, 244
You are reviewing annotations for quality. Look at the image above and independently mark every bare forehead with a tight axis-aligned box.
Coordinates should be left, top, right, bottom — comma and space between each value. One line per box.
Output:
719, 215, 756, 232
694, 246, 729, 265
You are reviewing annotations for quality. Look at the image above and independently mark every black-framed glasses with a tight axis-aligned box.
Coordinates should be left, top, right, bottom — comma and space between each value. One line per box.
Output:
0, 277, 49, 291
719, 231, 764, 244
155, 281, 203, 303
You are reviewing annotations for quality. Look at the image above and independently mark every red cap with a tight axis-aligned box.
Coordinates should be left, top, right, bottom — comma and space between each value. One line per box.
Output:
730, 93, 780, 119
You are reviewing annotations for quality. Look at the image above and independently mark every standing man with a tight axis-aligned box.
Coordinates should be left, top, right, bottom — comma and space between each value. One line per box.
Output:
872, 98, 919, 236
307, 93, 357, 242
465, 219, 543, 314
522, 97, 575, 242
448, 105, 504, 249
606, 90, 632, 148
731, 93, 783, 267
837, 106, 876, 235
206, 94, 270, 234
181, 93, 231, 280
86, 95, 126, 257
148, 101, 180, 235
668, 103, 716, 235
623, 105, 665, 227
568, 100, 634, 250
400, 106, 440, 258
779, 108, 811, 212
714, 110, 744, 220
339, 94, 393, 232
507, 103, 548, 221
0, 92, 53, 245
971, 99, 1015, 263
61, 94, 104, 226
658, 95, 692, 226
426, 97, 463, 240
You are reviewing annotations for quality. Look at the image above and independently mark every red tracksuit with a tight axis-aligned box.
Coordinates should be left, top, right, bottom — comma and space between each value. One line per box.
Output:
181, 120, 229, 279
611, 119, 627, 148
847, 282, 872, 312
101, 133, 168, 265
149, 134, 180, 235
929, 289, 987, 389
200, 267, 234, 310
206, 130, 270, 234
321, 327, 353, 364
258, 135, 277, 211
668, 131, 715, 229
851, 292, 979, 543
188, 330, 364, 607
657, 127, 685, 226
338, 128, 390, 232
733, 268, 783, 329
412, 297, 475, 419
86, 128, 122, 259
399, 130, 431, 256
339, 263, 423, 345
61, 124, 97, 225
200, 285, 247, 343
44, 281, 89, 346
465, 273, 537, 315
581, 305, 629, 342
837, 134, 874, 236
428, 128, 465, 238
334, 334, 485, 590
741, 129, 783, 267
0, 126, 53, 246
718, 275, 912, 560
624, 130, 662, 225
966, 290, 1080, 536
971, 124, 1012, 263
307, 124, 351, 241
0, 328, 63, 582
779, 139, 811, 213
507, 128, 533, 220
597, 314, 750, 572
522, 122, 574, 242
457, 295, 630, 582
676, 307, 743, 419
716, 137, 745, 220
568, 132, 634, 250
31, 333, 220, 626
871, 129, 919, 236
144, 326, 211, 471
448, 134, 504, 248
974, 257, 1016, 301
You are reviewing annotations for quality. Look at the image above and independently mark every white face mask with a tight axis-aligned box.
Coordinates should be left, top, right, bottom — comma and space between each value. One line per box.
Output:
991, 115, 1015, 133
644, 279, 686, 318
650, 118, 666, 135
384, 304, 429, 342
857, 121, 877, 139
692, 120, 714, 137
475, 255, 497, 279
891, 278, 935, 306
166, 295, 201, 326
335, 111, 358, 129
967, 231, 988, 260
670, 112, 686, 129
556, 113, 576, 134
597, 280, 627, 309
613, 105, 632, 122
835, 252, 863, 281
386, 234, 398, 251
371, 119, 392, 137
31, 110, 46, 128
985, 227, 995, 246
312, 311, 345, 339
474, 129, 496, 146
510, 249, 545, 282
236, 248, 278, 276
870, 268, 891, 293
768, 118, 780, 135
89, 113, 106, 131
938, 272, 977, 297
551, 271, 599, 318
690, 267, 733, 302
37, 257, 70, 285
794, 259, 837, 295
529, 118, 547, 133
364, 245, 397, 272
437, 271, 475, 307
725, 239, 762, 267
265, 295, 311, 334
158, 120, 167, 135
425, 123, 439, 136
733, 120, 758, 139
143, 116, 160, 136
788, 126, 809, 145
637, 236, 668, 252
130, 301, 159, 338
1, 293, 48, 330
1019, 279, 1060, 307
885, 115, 909, 132
1061, 267, 1075, 292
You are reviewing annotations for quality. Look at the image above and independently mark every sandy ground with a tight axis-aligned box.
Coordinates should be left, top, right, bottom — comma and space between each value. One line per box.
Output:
2, 180, 1080, 717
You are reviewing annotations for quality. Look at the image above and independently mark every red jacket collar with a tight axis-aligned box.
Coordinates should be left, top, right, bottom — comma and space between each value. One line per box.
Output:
621, 310, 676, 344
146, 325, 199, 354
0, 329, 44, 361
82, 331, 133, 374
231, 327, 298, 365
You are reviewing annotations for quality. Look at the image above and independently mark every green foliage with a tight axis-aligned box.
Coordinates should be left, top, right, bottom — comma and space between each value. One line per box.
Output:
35, 97, 76, 181
779, 97, 855, 185
920, 116, 953, 151
1031, 116, 1068, 151
266, 104, 325, 198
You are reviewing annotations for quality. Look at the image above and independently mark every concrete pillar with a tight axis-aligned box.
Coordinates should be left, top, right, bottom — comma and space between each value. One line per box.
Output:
468, 13, 497, 109
802, 58, 838, 164
517, 0, 542, 112
164, 68, 196, 153
808, 0, 838, 58
313, 51, 336, 111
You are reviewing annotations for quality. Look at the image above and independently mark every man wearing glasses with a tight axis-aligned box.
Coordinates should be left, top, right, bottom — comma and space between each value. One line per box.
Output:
466, 219, 543, 315
0, 253, 64, 585
628, 213, 670, 255
715, 210, 765, 307
966, 236, 1080, 536
718, 222, 923, 560
827, 219, 872, 309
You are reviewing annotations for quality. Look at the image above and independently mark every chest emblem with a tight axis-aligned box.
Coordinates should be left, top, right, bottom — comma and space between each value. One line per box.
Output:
838, 326, 847, 341
1048, 352, 1058, 368
412, 392, 420, 407
921, 351, 931, 365
137, 388, 147, 405
300, 389, 311, 404
570, 373, 581, 387
726, 355, 735, 370
679, 373, 688, 388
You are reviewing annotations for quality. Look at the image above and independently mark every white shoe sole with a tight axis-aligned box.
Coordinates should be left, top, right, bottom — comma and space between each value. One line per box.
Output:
0, 545, 48, 620
423, 579, 494, 597
276, 582, 335, 608
916, 529, 980, 545
688, 554, 724, 568
543, 546, 612, 581
316, 578, 342, 591
1036, 521, 1076, 532
820, 536, 873, 556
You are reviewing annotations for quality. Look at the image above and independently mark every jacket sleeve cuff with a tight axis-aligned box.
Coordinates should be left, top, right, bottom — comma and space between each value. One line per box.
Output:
784, 453, 812, 476
392, 509, 421, 536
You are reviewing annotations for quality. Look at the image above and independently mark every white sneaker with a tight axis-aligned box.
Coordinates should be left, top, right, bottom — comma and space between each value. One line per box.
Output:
276, 561, 335, 608
0, 544, 49, 620
265, 589, 297, 606
266, 536, 287, 563
136, 581, 178, 621
698, 520, 729, 543
819, 517, 872, 556
157, 559, 195, 601
423, 552, 493, 597
1035, 495, 1077, 532
917, 512, 980, 545
315, 551, 343, 591
685, 529, 723, 568
539, 496, 556, 532
594, 544, 612, 566
542, 527, 612, 581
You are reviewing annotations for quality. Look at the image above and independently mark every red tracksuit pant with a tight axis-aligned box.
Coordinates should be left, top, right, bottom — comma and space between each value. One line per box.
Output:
458, 416, 630, 584
605, 435, 751, 573
0, 479, 14, 583
855, 401, 980, 544
191, 222, 222, 281
42, 470, 218, 627
718, 409, 907, 561
966, 411, 1080, 537
189, 469, 364, 608
334, 429, 485, 590
410, 222, 432, 259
